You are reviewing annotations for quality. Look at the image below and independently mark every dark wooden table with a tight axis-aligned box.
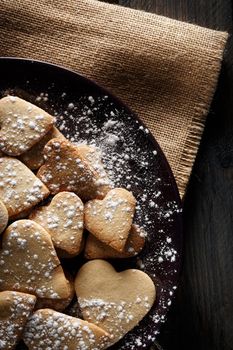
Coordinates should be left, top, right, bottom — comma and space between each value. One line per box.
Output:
104, 1, 233, 350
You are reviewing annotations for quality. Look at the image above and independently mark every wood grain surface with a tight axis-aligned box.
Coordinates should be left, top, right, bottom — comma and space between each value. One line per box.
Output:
103, 1, 233, 349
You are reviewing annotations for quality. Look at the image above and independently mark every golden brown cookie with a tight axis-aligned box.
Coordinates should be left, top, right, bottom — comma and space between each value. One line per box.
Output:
0, 96, 54, 156
19, 126, 65, 170
75, 260, 156, 346
30, 192, 84, 257
35, 272, 75, 312
85, 224, 146, 259
77, 144, 112, 198
0, 291, 36, 350
0, 199, 8, 234
0, 220, 71, 300
0, 157, 49, 218
55, 235, 85, 259
37, 138, 110, 201
10, 207, 33, 221
23, 309, 110, 350
84, 188, 136, 252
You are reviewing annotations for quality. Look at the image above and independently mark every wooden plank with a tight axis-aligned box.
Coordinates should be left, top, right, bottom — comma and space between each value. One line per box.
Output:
119, 0, 232, 29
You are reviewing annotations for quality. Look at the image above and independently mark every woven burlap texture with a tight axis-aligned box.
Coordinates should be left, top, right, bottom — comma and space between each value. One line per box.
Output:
0, 0, 228, 197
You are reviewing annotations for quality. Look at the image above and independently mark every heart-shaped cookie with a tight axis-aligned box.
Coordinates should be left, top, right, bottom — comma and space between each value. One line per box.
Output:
0, 220, 71, 300
85, 224, 146, 259
23, 309, 110, 350
37, 138, 111, 201
0, 157, 49, 217
0, 199, 8, 234
0, 291, 36, 350
75, 260, 156, 345
30, 192, 84, 257
20, 126, 65, 170
85, 188, 136, 252
0, 96, 54, 156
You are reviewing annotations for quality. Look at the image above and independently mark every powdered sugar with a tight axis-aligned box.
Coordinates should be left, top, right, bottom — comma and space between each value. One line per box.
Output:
30, 192, 84, 256
0, 291, 36, 350
0, 220, 68, 299
0, 75, 182, 350
0, 96, 54, 156
0, 158, 49, 217
23, 309, 109, 350
48, 92, 182, 348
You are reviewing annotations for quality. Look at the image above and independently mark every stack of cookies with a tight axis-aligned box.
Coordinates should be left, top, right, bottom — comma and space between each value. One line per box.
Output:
0, 96, 156, 349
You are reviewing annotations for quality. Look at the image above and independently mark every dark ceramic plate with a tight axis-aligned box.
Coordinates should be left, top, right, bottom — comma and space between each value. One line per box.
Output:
0, 58, 182, 350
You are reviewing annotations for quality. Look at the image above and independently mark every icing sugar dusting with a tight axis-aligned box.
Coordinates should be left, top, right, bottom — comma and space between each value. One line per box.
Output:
49, 92, 182, 349
4, 87, 182, 350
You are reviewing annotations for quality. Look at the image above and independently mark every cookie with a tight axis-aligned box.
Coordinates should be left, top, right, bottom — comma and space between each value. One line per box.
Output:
0, 220, 71, 300
0, 157, 49, 217
23, 309, 110, 350
10, 207, 33, 221
0, 199, 8, 234
20, 126, 65, 170
84, 188, 136, 252
75, 260, 156, 345
0, 96, 54, 156
56, 236, 85, 259
36, 272, 75, 312
85, 224, 146, 259
30, 192, 84, 257
0, 291, 36, 350
37, 138, 110, 201
77, 144, 112, 198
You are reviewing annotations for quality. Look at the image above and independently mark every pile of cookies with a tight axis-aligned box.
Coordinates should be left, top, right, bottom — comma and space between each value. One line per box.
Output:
0, 96, 156, 350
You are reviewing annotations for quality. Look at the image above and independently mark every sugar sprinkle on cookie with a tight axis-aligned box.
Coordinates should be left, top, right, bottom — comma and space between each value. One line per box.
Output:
37, 138, 110, 200
30, 192, 84, 257
84, 188, 136, 252
23, 309, 110, 350
0, 291, 36, 350
0, 96, 54, 156
75, 260, 156, 345
20, 126, 65, 170
0, 157, 49, 217
0, 220, 71, 300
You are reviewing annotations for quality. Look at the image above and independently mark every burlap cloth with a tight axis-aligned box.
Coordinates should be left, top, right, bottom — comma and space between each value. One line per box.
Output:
0, 0, 228, 197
